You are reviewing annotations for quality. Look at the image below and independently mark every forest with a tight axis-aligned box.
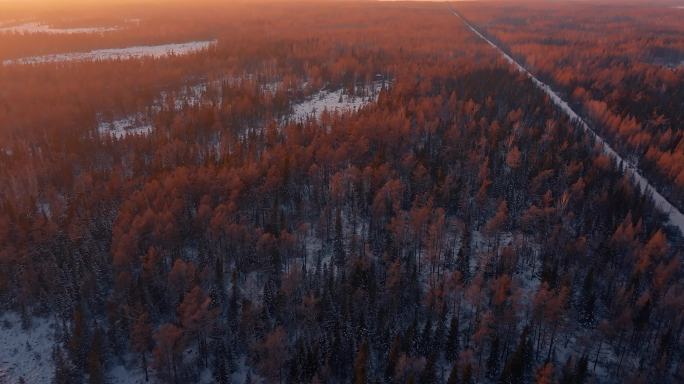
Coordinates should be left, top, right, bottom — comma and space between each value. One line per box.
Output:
458, 1, 684, 209
0, 1, 682, 383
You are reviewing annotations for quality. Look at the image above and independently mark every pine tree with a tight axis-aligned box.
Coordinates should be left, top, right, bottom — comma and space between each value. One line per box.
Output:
353, 341, 369, 384
212, 330, 230, 384
433, 311, 447, 354
131, 312, 152, 382
229, 269, 240, 328
334, 208, 346, 267
487, 336, 500, 378
462, 363, 473, 384
560, 356, 574, 384
212, 256, 226, 310
270, 247, 283, 287
457, 233, 471, 281
420, 317, 433, 356
576, 355, 589, 384
447, 362, 459, 384
500, 326, 533, 384
68, 306, 87, 370
419, 353, 437, 384
54, 348, 77, 384
579, 269, 596, 327
386, 335, 401, 380
446, 315, 460, 361
87, 327, 105, 384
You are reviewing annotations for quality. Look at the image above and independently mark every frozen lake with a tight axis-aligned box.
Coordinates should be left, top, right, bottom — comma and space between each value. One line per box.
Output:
0, 21, 119, 34
2, 40, 217, 65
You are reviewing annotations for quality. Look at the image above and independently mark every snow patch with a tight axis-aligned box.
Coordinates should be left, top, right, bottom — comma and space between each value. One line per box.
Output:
37, 202, 51, 218
97, 114, 153, 139
107, 360, 149, 384
289, 82, 385, 122
98, 77, 282, 140
3, 40, 216, 66
0, 312, 59, 384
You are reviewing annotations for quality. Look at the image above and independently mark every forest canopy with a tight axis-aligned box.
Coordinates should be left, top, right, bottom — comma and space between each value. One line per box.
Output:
0, 1, 682, 384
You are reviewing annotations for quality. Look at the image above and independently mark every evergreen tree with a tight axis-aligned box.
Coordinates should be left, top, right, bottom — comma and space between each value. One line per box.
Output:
462, 363, 473, 384
445, 315, 460, 361
457, 231, 471, 281
560, 356, 574, 384
54, 348, 77, 384
68, 306, 87, 370
576, 355, 589, 384
212, 336, 230, 384
420, 318, 433, 356
419, 353, 437, 384
579, 269, 596, 327
334, 208, 346, 267
386, 335, 401, 380
487, 336, 500, 378
499, 327, 533, 384
353, 341, 369, 384
87, 328, 105, 384
447, 362, 459, 384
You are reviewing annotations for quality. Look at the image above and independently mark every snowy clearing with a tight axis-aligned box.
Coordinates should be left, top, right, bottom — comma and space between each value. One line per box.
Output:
289, 82, 385, 122
451, 8, 684, 236
0, 312, 59, 384
0, 22, 119, 34
98, 114, 153, 139
3, 40, 216, 65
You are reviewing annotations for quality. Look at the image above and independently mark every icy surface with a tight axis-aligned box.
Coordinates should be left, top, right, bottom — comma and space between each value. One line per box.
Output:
3, 40, 216, 65
452, 9, 684, 235
0, 312, 58, 384
289, 82, 384, 121
0, 22, 119, 34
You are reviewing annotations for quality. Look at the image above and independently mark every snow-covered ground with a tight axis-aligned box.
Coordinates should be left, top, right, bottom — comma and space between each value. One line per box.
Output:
289, 82, 385, 122
107, 351, 256, 383
0, 22, 119, 34
451, 9, 684, 236
0, 312, 59, 384
98, 114, 153, 139
0, 310, 257, 384
107, 359, 149, 384
97, 80, 222, 138
3, 40, 216, 66
97, 77, 384, 139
